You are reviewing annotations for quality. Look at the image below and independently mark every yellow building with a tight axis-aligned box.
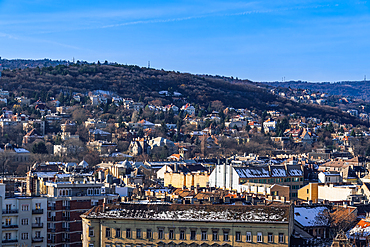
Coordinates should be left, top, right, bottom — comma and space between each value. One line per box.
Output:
298, 183, 319, 203
164, 171, 209, 188
81, 203, 292, 247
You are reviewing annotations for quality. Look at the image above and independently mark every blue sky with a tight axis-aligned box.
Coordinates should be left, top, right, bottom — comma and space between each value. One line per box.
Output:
0, 0, 369, 82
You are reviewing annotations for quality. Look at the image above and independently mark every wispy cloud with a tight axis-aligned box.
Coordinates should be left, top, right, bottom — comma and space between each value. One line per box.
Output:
0, 32, 18, 39
0, 31, 82, 50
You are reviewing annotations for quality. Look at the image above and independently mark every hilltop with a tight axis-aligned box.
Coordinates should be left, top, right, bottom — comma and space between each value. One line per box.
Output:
0, 63, 366, 126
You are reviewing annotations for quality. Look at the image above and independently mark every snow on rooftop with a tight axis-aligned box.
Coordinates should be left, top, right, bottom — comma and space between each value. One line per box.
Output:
35, 172, 58, 178
234, 167, 270, 178
288, 168, 303, 177
271, 167, 287, 177
14, 148, 30, 153
88, 204, 289, 223
348, 220, 370, 238
294, 207, 329, 227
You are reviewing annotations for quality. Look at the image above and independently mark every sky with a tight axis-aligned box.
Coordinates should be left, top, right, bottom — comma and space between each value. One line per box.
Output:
0, 0, 370, 82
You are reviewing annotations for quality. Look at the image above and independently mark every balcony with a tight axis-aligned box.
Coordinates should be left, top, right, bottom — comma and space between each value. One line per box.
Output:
63, 206, 71, 210
2, 209, 18, 214
62, 238, 70, 243
49, 206, 56, 210
32, 223, 43, 228
2, 239, 18, 243
32, 209, 44, 214
2, 224, 18, 229
50, 216, 56, 221
32, 237, 44, 243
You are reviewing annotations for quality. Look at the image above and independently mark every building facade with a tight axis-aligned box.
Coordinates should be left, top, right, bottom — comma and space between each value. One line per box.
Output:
209, 163, 304, 199
45, 181, 119, 247
0, 183, 47, 247
81, 203, 293, 247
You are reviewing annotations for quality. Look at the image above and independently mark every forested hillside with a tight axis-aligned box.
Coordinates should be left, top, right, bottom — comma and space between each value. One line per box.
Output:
0, 64, 366, 126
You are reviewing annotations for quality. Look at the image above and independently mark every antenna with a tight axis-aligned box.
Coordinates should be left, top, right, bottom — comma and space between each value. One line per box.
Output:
148, 61, 150, 69
365, 75, 366, 81
73, 57, 75, 63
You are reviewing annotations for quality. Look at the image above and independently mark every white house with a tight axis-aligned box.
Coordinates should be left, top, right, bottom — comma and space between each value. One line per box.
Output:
318, 171, 342, 183
181, 103, 195, 115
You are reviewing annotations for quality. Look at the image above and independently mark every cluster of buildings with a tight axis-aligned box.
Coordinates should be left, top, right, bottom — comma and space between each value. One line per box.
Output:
0, 83, 370, 247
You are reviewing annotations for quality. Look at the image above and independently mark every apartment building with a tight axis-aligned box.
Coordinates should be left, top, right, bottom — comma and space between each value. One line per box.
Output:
81, 203, 292, 247
0, 183, 47, 247
209, 163, 304, 199
45, 180, 118, 247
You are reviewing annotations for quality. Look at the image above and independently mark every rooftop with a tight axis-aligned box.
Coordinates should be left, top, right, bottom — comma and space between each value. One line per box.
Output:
82, 203, 290, 223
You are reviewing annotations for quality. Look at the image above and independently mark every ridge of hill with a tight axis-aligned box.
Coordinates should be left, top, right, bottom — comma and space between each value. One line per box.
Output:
261, 81, 370, 101
0, 63, 366, 126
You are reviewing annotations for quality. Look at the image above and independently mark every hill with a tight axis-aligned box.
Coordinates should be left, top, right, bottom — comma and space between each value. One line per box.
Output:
0, 57, 70, 70
261, 81, 370, 101
0, 63, 366, 126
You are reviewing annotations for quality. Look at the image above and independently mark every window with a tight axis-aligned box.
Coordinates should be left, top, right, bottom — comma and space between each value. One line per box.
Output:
268, 233, 273, 243
169, 229, 174, 239
116, 228, 121, 238
105, 245, 110, 247
190, 230, 196, 240
180, 230, 185, 240
223, 231, 229, 241
106, 228, 111, 238
136, 229, 141, 239
22, 204, 29, 211
5, 232, 11, 240
89, 244, 94, 247
89, 227, 94, 237
257, 232, 263, 242
246, 232, 252, 242
22, 233, 29, 240
126, 228, 131, 238
235, 231, 241, 242
146, 229, 152, 239
5, 204, 11, 213
5, 218, 11, 226
158, 229, 164, 239
35, 202, 41, 209
35, 217, 41, 224
48, 223, 55, 230
212, 230, 218, 241
201, 230, 207, 240
279, 233, 284, 243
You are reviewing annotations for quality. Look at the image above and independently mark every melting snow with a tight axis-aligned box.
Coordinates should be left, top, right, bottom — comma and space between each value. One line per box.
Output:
90, 207, 288, 223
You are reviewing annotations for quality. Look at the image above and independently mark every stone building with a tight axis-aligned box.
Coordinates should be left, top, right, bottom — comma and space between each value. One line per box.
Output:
81, 203, 292, 247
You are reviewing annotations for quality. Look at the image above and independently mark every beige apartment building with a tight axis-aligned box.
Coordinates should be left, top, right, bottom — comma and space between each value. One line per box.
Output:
81, 203, 293, 247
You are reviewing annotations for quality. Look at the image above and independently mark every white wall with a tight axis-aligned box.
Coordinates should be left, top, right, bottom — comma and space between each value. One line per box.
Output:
318, 185, 357, 201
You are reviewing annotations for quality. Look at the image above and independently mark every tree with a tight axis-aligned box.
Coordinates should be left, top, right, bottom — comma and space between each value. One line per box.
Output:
350, 129, 356, 137
275, 118, 290, 137
366, 146, 370, 157
32, 142, 48, 154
